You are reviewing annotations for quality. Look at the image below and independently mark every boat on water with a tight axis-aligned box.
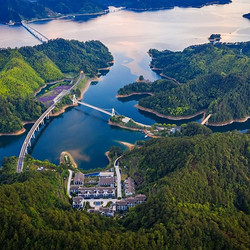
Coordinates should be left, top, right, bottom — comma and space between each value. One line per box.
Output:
8, 20, 15, 26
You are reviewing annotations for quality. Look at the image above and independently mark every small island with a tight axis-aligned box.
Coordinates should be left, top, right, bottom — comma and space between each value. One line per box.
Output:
208, 34, 221, 43
243, 13, 250, 20
118, 42, 250, 126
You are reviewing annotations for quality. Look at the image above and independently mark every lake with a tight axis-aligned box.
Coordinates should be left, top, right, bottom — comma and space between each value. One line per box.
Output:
0, 0, 249, 169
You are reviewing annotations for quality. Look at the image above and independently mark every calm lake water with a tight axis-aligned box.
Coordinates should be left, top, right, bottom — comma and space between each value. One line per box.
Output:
0, 0, 249, 169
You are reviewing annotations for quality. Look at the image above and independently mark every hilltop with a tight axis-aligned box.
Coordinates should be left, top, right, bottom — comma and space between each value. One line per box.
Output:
118, 42, 250, 125
0, 0, 231, 24
0, 130, 249, 249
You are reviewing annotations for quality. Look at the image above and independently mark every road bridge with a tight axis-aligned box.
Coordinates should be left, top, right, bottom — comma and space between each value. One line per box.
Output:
72, 95, 116, 117
17, 73, 84, 172
21, 21, 48, 43
201, 114, 212, 125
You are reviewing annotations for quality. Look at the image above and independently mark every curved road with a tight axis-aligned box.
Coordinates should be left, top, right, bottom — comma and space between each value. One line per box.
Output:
16, 73, 84, 172
114, 156, 122, 198
67, 170, 73, 198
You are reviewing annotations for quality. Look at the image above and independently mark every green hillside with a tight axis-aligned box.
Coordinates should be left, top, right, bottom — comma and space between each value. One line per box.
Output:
118, 42, 250, 124
0, 131, 249, 249
0, 39, 113, 133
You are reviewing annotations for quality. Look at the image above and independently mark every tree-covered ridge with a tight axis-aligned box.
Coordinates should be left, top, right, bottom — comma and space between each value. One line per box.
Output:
0, 131, 249, 249
119, 42, 250, 123
35, 39, 113, 76
0, 0, 231, 23
0, 0, 106, 23
106, 0, 231, 9
0, 39, 113, 133
120, 131, 250, 249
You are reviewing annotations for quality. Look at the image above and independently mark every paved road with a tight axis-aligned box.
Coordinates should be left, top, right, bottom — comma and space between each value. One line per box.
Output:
114, 156, 122, 198
16, 103, 56, 172
16, 73, 84, 173
67, 170, 73, 198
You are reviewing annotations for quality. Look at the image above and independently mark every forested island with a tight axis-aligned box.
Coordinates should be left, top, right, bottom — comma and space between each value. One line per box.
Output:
0, 129, 249, 249
0, 38, 113, 133
0, 0, 231, 24
118, 42, 250, 125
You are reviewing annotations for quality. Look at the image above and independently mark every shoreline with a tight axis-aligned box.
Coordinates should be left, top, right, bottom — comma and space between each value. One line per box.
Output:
207, 116, 250, 127
135, 104, 205, 120
105, 151, 111, 164
25, 11, 107, 24
60, 151, 77, 168
0, 76, 97, 137
117, 141, 135, 150
108, 120, 143, 132
50, 76, 99, 117
116, 92, 153, 98
109, 121, 156, 138
135, 104, 250, 126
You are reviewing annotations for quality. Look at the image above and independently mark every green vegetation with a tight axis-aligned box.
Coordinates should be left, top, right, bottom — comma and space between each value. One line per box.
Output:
112, 0, 231, 9
0, 39, 113, 133
119, 42, 250, 124
120, 131, 250, 249
110, 115, 145, 130
0, 0, 106, 23
0, 131, 249, 249
0, 0, 231, 23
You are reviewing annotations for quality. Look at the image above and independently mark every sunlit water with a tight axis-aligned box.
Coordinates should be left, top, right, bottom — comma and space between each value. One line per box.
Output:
0, 0, 249, 169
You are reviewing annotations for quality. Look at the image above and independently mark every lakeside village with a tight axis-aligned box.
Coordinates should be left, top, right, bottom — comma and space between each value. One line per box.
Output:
69, 166, 146, 217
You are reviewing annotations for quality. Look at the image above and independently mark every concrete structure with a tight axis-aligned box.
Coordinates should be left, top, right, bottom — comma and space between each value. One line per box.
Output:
124, 177, 135, 196
21, 21, 48, 43
17, 73, 84, 172
74, 173, 85, 185
73, 95, 116, 117
79, 187, 115, 199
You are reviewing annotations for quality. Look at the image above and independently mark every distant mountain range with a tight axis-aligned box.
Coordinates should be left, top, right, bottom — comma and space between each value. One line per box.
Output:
0, 0, 231, 24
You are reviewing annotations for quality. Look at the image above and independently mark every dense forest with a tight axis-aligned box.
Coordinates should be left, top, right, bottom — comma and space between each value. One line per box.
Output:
0, 0, 105, 23
0, 130, 249, 249
0, 0, 231, 23
0, 39, 113, 133
118, 42, 250, 124
98, 0, 231, 10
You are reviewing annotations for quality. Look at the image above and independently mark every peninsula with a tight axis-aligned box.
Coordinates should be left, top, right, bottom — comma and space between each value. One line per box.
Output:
118, 42, 250, 126
0, 0, 231, 24
0, 38, 113, 134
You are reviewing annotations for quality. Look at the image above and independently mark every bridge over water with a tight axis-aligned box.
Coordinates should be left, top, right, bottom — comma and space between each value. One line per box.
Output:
16, 74, 83, 172
21, 21, 48, 43
72, 95, 116, 117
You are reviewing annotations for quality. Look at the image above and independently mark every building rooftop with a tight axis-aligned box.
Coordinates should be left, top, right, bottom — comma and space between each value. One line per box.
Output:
74, 173, 84, 183
99, 177, 115, 185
